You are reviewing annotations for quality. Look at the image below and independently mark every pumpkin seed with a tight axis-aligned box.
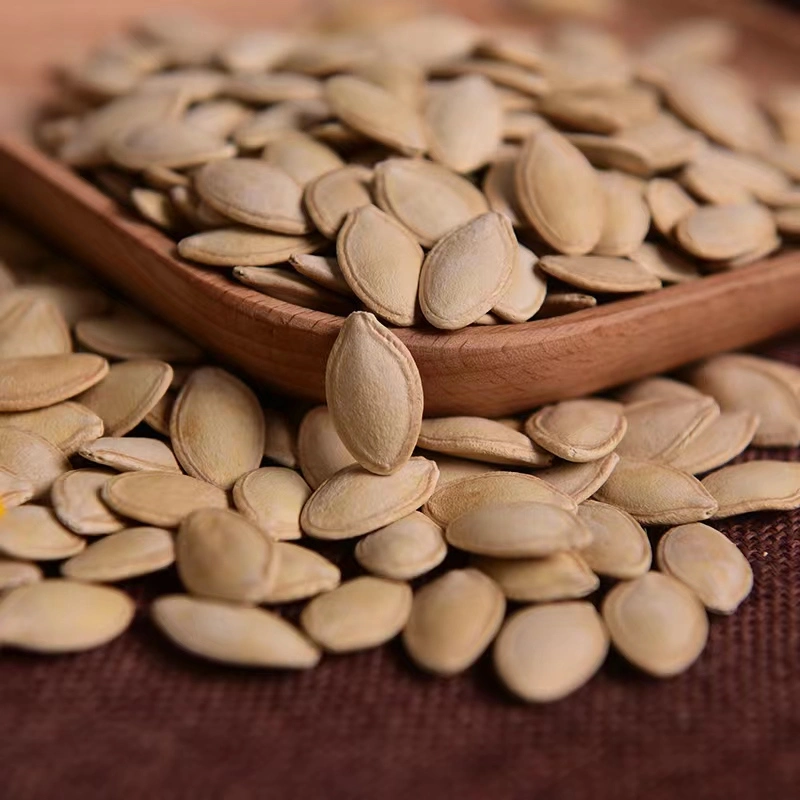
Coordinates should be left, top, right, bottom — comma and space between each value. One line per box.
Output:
0, 401, 103, 456
184, 99, 252, 138
130, 187, 182, 231
355, 511, 446, 580
494, 602, 608, 702
537, 453, 620, 503
137, 68, 226, 101
152, 594, 321, 668
144, 392, 174, 436
262, 131, 345, 186
0, 506, 86, 560
232, 467, 310, 541
616, 376, 705, 405
62, 526, 175, 583
0, 469, 35, 509
646, 177, 698, 236
326, 312, 423, 475
483, 148, 525, 228
0, 296, 71, 358
297, 405, 357, 489
51, 469, 125, 535
602, 571, 709, 677
261, 408, 298, 468
537, 291, 597, 318
300, 576, 412, 653
304, 165, 373, 239
233, 266, 354, 314
566, 133, 653, 177
629, 242, 701, 284
0, 427, 70, 499
702, 460, 800, 518
539, 255, 662, 294
301, 457, 439, 540
594, 171, 651, 256
439, 59, 550, 97
539, 86, 659, 135
502, 110, 550, 141
577, 500, 652, 579
218, 30, 299, 73
289, 254, 354, 297
492, 245, 547, 323
232, 98, 331, 150
0, 579, 134, 653
178, 227, 322, 267
526, 399, 626, 462
78, 437, 181, 473
657, 523, 752, 614
0, 559, 42, 592
425, 454, 494, 486
102, 471, 228, 527
402, 568, 505, 676
225, 72, 322, 104
775, 207, 800, 237
260, 542, 341, 604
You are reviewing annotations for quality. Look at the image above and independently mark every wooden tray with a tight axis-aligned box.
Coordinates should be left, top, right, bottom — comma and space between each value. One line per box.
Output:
0, 0, 798, 416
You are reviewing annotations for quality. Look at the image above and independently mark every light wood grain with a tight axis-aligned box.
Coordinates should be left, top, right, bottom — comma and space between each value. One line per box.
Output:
0, 0, 798, 416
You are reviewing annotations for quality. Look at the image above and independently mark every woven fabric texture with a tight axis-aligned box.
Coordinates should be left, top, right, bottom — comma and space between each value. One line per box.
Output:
2, 336, 799, 800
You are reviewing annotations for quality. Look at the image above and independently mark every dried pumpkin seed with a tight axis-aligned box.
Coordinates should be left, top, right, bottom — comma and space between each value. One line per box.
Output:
261, 543, 341, 604
297, 405, 357, 489
0, 427, 70, 499
775, 207, 800, 237
537, 291, 597, 318
0, 401, 103, 456
539, 86, 659, 135
144, 392, 174, 437
232, 467, 310, 541
646, 177, 698, 236
232, 98, 331, 150
262, 408, 298, 468
289, 254, 354, 297
304, 165, 373, 239
0, 469, 34, 509
629, 242, 701, 284
0, 296, 71, 358
0, 506, 86, 561
233, 266, 354, 314
51, 469, 125, 536
78, 437, 181, 473
616, 376, 706, 405
492, 245, 547, 323
0, 559, 42, 592
483, 148, 525, 228
178, 227, 322, 267
262, 131, 345, 186
594, 171, 651, 257
225, 72, 322, 104
184, 99, 252, 138
130, 187, 182, 231
539, 255, 662, 294
702, 460, 800, 518
537, 453, 620, 503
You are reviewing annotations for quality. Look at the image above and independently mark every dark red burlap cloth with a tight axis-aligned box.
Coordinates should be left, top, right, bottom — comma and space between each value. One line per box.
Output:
3, 337, 799, 800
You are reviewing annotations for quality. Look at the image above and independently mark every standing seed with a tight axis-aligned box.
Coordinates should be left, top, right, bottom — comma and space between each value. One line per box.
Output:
232, 467, 311, 540
304, 165, 373, 239
297, 405, 356, 489
492, 244, 547, 323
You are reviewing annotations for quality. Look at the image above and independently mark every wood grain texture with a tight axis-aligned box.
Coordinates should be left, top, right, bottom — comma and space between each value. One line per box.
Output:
0, 0, 798, 416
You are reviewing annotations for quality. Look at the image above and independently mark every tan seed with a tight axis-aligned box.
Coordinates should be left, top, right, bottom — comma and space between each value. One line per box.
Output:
262, 408, 298, 468
260, 543, 341, 604
178, 227, 322, 267
300, 576, 412, 653
326, 312, 422, 475
483, 148, 525, 228
492, 245, 547, 323
775, 207, 800, 237
0, 401, 103, 456
51, 469, 125, 536
0, 559, 42, 592
297, 405, 357, 489
225, 72, 322, 104
130, 187, 182, 232
617, 376, 706, 405
494, 602, 608, 702
0, 468, 35, 509
304, 165, 373, 239
102, 471, 228, 528
537, 291, 597, 318
232, 97, 331, 150
289, 254, 354, 297
152, 594, 321, 668
646, 178, 698, 236
566, 133, 653, 177
702, 460, 800, 518
594, 171, 651, 257
602, 571, 708, 678
78, 437, 181, 473
184, 99, 253, 138
233, 267, 354, 315
301, 457, 439, 540
629, 242, 701, 284
537, 453, 620, 503
0, 296, 71, 358
0, 506, 86, 561
171, 366, 265, 490
262, 131, 345, 186
539, 255, 661, 294
402, 568, 505, 676
232, 467, 311, 541
539, 86, 659, 135
0, 427, 70, 499
61, 527, 175, 583
355, 511, 446, 580
144, 392, 174, 437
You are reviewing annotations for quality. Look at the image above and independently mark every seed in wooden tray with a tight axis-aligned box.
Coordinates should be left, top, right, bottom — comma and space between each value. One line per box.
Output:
775, 207, 800, 237
324, 74, 426, 155
354, 511, 446, 580
58, 90, 188, 167
326, 312, 422, 475
603, 571, 709, 678
301, 457, 439, 540
425, 471, 577, 527
224, 72, 322, 104
617, 376, 706, 405
232, 467, 311, 541
620, 114, 704, 173
78, 437, 181, 473
300, 576, 412, 653
261, 542, 341, 604
107, 120, 235, 171
184, 99, 253, 138
262, 131, 345, 186
0, 506, 86, 561
304, 165, 373, 239
75, 309, 203, 363
78, 359, 172, 437
0, 579, 134, 653
515, 129, 604, 255
0, 354, 108, 412
144, 392, 174, 437
136, 68, 226, 101
537, 453, 620, 503
701, 460, 800, 518
657, 522, 752, 615
483, 148, 525, 228
51, 469, 125, 536
0, 559, 42, 592
686, 354, 800, 447
492, 245, 547, 323
232, 98, 331, 150
297, 406, 356, 489
403, 568, 505, 676
349, 54, 425, 108
577, 500, 651, 579
646, 178, 698, 236
420, 212, 516, 330
176, 508, 278, 603
152, 594, 321, 668
475, 551, 599, 603
0, 401, 103, 456
102, 471, 228, 527
526, 399, 626, 463
566, 133, 653, 177
425, 75, 502, 174
337, 206, 423, 327
0, 427, 70, 499
616, 397, 720, 461
537, 291, 597, 318
539, 255, 662, 294
675, 203, 777, 261
289, 254, 354, 297
217, 30, 298, 73
663, 64, 773, 154
233, 266, 354, 315
0, 468, 34, 509
193, 159, 310, 235
143, 165, 191, 189
373, 157, 489, 248
595, 456, 718, 525
130, 187, 182, 232
169, 366, 264, 490
494, 602, 608, 703
594, 172, 650, 257
666, 411, 759, 475
0, 296, 71, 358
177, 227, 322, 267
629, 242, 701, 284
61, 526, 175, 583
262, 408, 298, 468
437, 58, 550, 97
714, 231, 782, 270
447, 501, 591, 558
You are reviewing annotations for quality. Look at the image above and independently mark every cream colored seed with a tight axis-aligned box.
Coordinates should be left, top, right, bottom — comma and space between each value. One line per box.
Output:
300, 576, 412, 653
152, 594, 321, 668
177, 228, 322, 267
0, 401, 104, 456
233, 267, 355, 315
0, 427, 70, 499
289, 254, 354, 297
326, 312, 422, 475
51, 469, 125, 536
646, 178, 698, 237
0, 468, 35, 509
0, 559, 43, 592
0, 506, 86, 561
403, 568, 505, 676
657, 523, 752, 615
538, 255, 661, 295
492, 244, 547, 323
260, 543, 341, 604
232, 467, 311, 541
537, 453, 620, 504
0, 295, 71, 358
0, 580, 135, 654
297, 405, 356, 489
494, 602, 609, 703
262, 132, 345, 186
482, 149, 525, 228
629, 242, 700, 284
617, 376, 706, 405
702, 460, 800, 518
262, 407, 298, 469
421, 453, 494, 486
304, 165, 373, 240
594, 171, 651, 257
225, 72, 322, 104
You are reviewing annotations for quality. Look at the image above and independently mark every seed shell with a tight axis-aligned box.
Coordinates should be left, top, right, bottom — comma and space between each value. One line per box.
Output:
0, 506, 86, 561
702, 460, 800, 518
260, 543, 341, 604
0, 401, 104, 456
51, 469, 125, 536
232, 467, 311, 541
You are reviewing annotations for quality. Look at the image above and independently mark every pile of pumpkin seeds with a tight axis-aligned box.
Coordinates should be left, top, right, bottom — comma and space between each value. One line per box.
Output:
40, 10, 800, 327
1, 213, 800, 703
